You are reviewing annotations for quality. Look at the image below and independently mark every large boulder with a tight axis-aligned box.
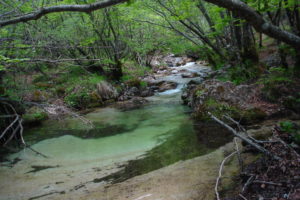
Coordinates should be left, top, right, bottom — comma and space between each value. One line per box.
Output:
97, 81, 119, 101
182, 79, 282, 124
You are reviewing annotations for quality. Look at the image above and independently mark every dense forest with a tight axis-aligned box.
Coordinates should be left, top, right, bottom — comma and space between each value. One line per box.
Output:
0, 0, 300, 200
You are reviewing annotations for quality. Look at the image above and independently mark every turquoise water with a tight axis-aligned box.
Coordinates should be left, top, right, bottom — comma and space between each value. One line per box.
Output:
0, 62, 233, 200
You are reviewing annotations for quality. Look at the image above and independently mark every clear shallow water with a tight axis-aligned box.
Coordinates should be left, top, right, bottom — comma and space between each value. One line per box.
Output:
0, 62, 233, 200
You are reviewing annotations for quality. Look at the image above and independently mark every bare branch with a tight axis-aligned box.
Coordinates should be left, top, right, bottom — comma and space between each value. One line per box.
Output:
208, 112, 281, 160
215, 137, 239, 200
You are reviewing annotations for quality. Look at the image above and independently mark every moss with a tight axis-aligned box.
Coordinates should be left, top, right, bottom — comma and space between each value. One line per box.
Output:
194, 97, 266, 124
124, 77, 141, 88
64, 88, 103, 109
194, 97, 240, 120
31, 90, 49, 102
240, 108, 267, 125
23, 107, 48, 126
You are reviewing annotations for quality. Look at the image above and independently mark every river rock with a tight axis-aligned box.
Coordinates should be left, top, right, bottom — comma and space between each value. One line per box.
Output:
157, 81, 178, 92
115, 97, 148, 111
181, 72, 200, 78
97, 81, 119, 101
176, 57, 193, 66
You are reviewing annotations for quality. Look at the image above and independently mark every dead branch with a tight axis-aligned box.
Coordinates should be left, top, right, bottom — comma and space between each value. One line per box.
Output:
252, 180, 283, 186
215, 137, 239, 200
0, 101, 25, 146
239, 194, 248, 200
275, 136, 300, 158
224, 115, 246, 132
235, 137, 244, 170
242, 175, 254, 193
208, 112, 281, 160
0, 115, 19, 140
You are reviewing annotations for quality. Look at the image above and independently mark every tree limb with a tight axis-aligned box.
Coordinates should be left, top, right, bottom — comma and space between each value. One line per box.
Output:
204, 0, 300, 49
0, 0, 128, 27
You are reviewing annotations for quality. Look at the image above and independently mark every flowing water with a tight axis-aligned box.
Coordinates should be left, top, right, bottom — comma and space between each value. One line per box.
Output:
0, 61, 232, 200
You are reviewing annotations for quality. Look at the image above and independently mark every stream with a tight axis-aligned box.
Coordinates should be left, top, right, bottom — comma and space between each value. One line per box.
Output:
0, 60, 232, 200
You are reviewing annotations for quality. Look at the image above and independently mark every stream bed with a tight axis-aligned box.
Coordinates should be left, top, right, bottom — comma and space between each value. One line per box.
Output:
0, 61, 232, 200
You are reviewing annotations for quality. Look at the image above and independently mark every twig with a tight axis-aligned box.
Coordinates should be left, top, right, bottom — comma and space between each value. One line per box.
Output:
253, 180, 283, 186
3, 123, 20, 146
234, 137, 243, 170
242, 175, 254, 193
248, 135, 279, 144
239, 194, 248, 200
224, 115, 246, 132
0, 114, 19, 140
215, 138, 239, 200
275, 136, 300, 158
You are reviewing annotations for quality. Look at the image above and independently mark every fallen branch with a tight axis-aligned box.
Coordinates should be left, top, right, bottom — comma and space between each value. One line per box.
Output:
239, 194, 248, 200
0, 102, 25, 146
242, 175, 254, 193
275, 135, 300, 158
208, 112, 281, 160
215, 137, 239, 200
253, 180, 283, 186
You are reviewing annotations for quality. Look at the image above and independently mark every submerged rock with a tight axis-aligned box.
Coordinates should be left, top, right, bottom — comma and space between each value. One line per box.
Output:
181, 72, 200, 78
23, 106, 48, 126
156, 81, 178, 92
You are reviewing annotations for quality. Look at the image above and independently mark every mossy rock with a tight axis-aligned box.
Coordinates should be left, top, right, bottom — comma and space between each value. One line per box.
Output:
64, 88, 103, 109
239, 108, 267, 125
194, 98, 266, 125
31, 90, 49, 102
125, 77, 142, 88
23, 107, 48, 126
194, 98, 240, 121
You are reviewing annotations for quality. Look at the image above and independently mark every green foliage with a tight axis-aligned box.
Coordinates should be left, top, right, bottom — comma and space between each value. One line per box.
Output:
260, 67, 293, 102
280, 121, 295, 133
279, 121, 300, 145
64, 89, 90, 108
217, 61, 261, 85
23, 107, 48, 125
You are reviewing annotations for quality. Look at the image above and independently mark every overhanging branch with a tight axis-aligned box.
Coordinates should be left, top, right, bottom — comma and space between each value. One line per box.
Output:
204, 0, 300, 49
0, 0, 128, 27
